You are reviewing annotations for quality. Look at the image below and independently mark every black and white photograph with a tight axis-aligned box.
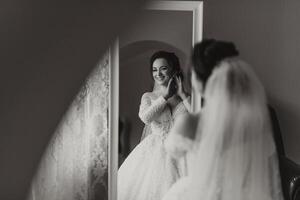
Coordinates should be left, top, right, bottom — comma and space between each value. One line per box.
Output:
1, 1, 300, 200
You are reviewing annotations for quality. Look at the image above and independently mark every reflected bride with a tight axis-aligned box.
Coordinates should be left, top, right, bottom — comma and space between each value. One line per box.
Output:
163, 40, 283, 200
118, 51, 190, 200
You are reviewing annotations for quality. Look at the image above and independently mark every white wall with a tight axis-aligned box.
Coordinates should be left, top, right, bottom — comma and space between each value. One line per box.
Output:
203, 0, 300, 164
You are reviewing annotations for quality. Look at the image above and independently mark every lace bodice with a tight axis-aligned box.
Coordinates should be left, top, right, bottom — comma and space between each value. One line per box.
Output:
138, 92, 188, 138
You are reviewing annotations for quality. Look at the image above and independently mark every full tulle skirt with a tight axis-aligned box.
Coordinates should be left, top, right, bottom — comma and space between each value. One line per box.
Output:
162, 177, 190, 200
118, 134, 180, 200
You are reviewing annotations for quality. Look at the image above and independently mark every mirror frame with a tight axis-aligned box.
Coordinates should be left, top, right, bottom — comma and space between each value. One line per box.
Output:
108, 1, 203, 200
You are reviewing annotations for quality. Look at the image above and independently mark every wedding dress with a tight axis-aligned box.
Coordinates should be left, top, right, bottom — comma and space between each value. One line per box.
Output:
162, 59, 284, 200
162, 113, 200, 200
118, 92, 188, 200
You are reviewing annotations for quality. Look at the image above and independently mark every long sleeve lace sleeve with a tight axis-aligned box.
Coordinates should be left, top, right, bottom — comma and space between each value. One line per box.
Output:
138, 93, 167, 124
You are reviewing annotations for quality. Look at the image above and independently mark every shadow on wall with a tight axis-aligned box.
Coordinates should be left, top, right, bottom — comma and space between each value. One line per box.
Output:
0, 0, 144, 199
120, 40, 189, 151
270, 94, 300, 163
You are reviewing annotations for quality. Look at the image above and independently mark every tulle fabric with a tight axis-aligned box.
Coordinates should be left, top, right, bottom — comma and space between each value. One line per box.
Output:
140, 124, 152, 141
162, 118, 199, 200
118, 134, 180, 200
163, 58, 284, 200
118, 91, 188, 200
190, 59, 283, 200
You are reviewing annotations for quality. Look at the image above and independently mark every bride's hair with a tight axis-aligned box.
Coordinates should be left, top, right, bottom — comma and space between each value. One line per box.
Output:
150, 51, 183, 80
189, 58, 282, 200
191, 39, 239, 88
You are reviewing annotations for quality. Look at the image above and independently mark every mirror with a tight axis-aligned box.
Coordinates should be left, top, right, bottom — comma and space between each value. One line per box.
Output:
119, 10, 193, 164
109, 1, 203, 200
118, 0, 203, 164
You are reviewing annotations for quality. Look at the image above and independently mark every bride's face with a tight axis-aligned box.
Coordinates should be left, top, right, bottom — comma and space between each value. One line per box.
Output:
152, 58, 173, 86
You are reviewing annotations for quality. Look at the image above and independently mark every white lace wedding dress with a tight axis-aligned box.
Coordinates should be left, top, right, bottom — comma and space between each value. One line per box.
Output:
118, 92, 188, 200
162, 113, 200, 200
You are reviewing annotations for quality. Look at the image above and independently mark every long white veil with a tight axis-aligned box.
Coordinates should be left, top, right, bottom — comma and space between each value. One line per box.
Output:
188, 58, 283, 200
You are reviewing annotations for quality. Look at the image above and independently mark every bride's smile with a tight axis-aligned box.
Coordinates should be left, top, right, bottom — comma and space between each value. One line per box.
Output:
152, 58, 173, 86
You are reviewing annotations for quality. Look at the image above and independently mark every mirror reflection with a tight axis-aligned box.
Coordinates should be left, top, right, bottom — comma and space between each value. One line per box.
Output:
119, 10, 193, 165
117, 8, 193, 200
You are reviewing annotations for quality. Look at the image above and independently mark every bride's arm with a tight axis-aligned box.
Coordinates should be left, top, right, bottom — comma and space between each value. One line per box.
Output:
175, 76, 191, 112
165, 113, 199, 158
138, 93, 167, 125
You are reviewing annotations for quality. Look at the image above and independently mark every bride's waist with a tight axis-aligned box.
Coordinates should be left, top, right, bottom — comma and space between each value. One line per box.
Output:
150, 124, 170, 136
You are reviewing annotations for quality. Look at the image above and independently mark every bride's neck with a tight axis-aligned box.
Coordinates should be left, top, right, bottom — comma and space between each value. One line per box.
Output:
153, 84, 167, 95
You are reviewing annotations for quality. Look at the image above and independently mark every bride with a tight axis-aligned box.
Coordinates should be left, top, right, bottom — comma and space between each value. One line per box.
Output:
118, 51, 190, 200
163, 40, 284, 200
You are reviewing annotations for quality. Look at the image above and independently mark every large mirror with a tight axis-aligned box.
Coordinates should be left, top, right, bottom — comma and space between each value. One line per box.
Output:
119, 10, 192, 165
109, 1, 203, 200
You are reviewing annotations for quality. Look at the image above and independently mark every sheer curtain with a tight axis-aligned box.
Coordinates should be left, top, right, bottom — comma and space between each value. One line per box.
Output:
27, 52, 110, 200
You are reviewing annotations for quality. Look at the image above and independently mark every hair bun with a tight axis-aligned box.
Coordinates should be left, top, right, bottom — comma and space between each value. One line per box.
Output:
192, 39, 239, 84
204, 40, 239, 68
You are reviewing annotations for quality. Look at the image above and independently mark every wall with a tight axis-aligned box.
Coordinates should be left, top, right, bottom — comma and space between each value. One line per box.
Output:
203, 0, 300, 164
27, 53, 109, 200
0, 1, 144, 199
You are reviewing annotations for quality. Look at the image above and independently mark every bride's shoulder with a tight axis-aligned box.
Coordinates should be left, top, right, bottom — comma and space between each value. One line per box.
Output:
177, 113, 199, 127
141, 92, 159, 100
165, 114, 198, 158
172, 113, 200, 139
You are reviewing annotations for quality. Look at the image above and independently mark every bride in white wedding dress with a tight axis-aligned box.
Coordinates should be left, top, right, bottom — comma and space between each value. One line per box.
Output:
118, 51, 190, 200
163, 40, 284, 200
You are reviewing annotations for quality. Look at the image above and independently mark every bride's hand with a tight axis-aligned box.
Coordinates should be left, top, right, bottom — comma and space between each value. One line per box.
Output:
163, 77, 177, 100
175, 76, 188, 100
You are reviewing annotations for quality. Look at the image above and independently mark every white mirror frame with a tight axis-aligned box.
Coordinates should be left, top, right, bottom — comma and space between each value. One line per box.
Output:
108, 1, 203, 200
